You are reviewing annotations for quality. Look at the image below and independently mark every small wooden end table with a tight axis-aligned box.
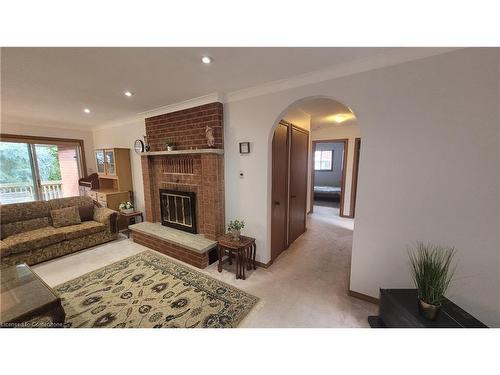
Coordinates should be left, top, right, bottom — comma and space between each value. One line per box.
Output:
217, 234, 256, 280
118, 211, 144, 238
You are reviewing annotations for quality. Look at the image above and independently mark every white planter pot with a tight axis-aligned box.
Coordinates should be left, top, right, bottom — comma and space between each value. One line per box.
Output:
121, 208, 134, 214
230, 229, 241, 241
166, 146, 175, 151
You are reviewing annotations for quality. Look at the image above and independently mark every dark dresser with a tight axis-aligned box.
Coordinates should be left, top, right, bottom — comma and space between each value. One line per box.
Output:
368, 289, 488, 328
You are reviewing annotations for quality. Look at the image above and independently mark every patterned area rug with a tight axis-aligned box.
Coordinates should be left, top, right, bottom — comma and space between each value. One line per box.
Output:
54, 250, 259, 328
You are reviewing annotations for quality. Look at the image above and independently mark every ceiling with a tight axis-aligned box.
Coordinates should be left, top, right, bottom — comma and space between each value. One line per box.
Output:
285, 97, 358, 130
2, 47, 404, 130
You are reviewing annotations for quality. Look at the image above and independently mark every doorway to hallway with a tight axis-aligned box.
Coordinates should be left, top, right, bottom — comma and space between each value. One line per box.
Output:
312, 139, 348, 218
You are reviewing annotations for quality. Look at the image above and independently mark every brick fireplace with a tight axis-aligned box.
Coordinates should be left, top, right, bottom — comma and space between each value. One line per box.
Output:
137, 102, 225, 268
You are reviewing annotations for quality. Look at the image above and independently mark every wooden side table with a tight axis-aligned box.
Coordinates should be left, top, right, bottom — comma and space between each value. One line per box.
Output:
217, 234, 256, 280
118, 211, 144, 238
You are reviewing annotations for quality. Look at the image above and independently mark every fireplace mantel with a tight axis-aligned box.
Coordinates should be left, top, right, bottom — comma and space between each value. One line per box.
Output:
141, 149, 224, 156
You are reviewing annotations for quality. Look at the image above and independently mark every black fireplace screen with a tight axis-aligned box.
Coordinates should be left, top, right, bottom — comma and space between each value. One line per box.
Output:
159, 189, 197, 234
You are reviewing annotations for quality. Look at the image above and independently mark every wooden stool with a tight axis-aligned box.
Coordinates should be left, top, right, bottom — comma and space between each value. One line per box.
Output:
217, 234, 256, 280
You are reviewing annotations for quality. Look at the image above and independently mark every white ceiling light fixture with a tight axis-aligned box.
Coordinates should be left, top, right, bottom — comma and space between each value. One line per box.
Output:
327, 113, 355, 124
83, 108, 91, 114
201, 56, 213, 64
124, 91, 133, 97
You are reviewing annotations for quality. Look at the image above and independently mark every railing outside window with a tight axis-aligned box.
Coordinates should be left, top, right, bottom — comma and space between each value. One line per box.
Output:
0, 180, 63, 204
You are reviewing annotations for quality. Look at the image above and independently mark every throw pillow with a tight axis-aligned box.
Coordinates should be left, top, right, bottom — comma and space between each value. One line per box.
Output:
51, 206, 82, 228
78, 205, 94, 222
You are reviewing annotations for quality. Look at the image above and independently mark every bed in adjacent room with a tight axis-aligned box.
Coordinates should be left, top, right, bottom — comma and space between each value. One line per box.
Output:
314, 185, 341, 200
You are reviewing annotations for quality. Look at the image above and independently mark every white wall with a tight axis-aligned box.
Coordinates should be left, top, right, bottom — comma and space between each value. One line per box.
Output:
223, 48, 500, 326
0, 122, 96, 175
92, 119, 146, 213
311, 123, 361, 216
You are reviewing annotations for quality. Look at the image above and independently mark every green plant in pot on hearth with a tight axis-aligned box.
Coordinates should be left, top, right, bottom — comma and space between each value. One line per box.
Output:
228, 219, 245, 241
165, 140, 175, 151
408, 242, 456, 321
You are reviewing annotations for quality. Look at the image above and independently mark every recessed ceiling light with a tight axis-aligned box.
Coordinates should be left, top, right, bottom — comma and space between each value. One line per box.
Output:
83, 108, 91, 114
124, 91, 133, 97
201, 56, 213, 64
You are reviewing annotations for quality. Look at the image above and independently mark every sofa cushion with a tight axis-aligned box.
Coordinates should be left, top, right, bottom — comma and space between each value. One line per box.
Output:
0, 240, 11, 256
78, 205, 95, 222
54, 221, 106, 240
51, 206, 82, 228
48, 196, 94, 211
2, 227, 66, 255
0, 200, 50, 225
0, 217, 51, 240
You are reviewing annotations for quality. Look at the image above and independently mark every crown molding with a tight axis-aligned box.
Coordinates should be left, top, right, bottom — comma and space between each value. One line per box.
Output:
224, 48, 461, 103
1, 113, 94, 133
92, 92, 224, 130
139, 92, 225, 118
92, 48, 461, 131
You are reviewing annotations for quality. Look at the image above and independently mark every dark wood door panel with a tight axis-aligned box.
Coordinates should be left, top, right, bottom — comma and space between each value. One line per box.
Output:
271, 123, 289, 261
288, 126, 308, 244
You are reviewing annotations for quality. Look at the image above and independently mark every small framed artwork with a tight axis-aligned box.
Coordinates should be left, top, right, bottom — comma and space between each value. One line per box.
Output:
239, 142, 250, 154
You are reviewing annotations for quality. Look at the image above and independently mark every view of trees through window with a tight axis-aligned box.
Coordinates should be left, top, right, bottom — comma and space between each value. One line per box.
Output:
0, 142, 62, 183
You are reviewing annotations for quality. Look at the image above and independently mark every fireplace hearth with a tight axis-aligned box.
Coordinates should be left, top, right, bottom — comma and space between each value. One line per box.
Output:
159, 189, 197, 234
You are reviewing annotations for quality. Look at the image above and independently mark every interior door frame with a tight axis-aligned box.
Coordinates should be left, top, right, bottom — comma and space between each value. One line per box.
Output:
310, 138, 349, 217
349, 138, 361, 219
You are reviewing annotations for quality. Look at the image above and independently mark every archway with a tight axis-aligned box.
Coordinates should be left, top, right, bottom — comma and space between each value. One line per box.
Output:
268, 96, 361, 266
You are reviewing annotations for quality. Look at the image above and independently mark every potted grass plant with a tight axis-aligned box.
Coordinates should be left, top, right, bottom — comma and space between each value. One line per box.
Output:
228, 219, 245, 241
408, 242, 456, 320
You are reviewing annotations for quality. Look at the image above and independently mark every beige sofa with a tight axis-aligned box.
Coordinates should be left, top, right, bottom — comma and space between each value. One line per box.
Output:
0, 196, 118, 268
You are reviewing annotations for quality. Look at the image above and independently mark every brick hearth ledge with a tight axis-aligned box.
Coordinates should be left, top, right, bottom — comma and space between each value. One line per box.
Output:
128, 222, 217, 269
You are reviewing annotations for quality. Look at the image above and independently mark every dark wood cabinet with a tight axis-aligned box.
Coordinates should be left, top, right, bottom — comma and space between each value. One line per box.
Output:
369, 289, 487, 328
271, 121, 309, 261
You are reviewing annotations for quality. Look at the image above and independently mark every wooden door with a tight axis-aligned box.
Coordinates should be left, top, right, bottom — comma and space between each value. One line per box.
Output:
271, 122, 289, 261
288, 126, 309, 243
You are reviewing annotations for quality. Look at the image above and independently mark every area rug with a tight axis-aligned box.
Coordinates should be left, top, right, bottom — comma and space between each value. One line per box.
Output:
53, 250, 259, 328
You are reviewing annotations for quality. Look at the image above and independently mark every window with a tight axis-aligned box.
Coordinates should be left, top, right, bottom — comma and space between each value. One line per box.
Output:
0, 136, 85, 204
314, 150, 333, 171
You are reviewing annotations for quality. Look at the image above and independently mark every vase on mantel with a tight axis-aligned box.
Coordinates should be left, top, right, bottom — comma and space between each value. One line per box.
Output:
230, 229, 240, 241
166, 146, 175, 151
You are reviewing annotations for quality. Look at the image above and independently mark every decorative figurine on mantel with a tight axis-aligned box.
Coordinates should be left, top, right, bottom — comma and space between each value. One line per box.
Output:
205, 125, 215, 148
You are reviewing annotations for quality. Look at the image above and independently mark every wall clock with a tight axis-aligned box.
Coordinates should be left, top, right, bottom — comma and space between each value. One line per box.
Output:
134, 139, 145, 154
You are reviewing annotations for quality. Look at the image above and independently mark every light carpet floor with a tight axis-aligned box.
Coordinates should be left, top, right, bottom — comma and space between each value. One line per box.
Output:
33, 209, 376, 327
